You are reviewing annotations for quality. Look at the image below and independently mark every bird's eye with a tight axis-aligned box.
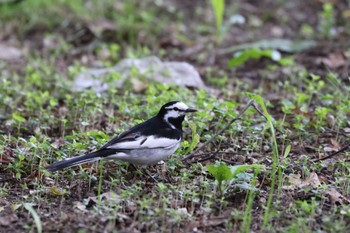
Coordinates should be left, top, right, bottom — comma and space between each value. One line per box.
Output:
174, 107, 179, 111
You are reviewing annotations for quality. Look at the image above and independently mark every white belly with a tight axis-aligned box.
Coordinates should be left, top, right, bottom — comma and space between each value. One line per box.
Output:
107, 142, 180, 165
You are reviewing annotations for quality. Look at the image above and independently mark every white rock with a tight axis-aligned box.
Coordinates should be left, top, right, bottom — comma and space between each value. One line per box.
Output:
73, 56, 206, 92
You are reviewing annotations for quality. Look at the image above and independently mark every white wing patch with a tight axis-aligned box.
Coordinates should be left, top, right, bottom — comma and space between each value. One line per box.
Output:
107, 135, 180, 150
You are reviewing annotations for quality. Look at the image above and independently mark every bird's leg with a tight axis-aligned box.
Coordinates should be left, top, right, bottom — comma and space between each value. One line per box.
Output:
142, 167, 160, 183
157, 161, 173, 183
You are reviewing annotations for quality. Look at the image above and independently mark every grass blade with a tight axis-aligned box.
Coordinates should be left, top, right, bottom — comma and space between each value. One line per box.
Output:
23, 203, 42, 233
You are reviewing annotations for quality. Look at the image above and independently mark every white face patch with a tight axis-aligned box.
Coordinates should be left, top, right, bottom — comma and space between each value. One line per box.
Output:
165, 102, 189, 111
163, 102, 191, 128
164, 109, 184, 120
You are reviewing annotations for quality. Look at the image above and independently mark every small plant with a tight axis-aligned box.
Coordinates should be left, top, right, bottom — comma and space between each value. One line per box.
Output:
210, 0, 225, 43
247, 94, 281, 229
182, 121, 200, 154
318, 3, 335, 38
206, 162, 263, 196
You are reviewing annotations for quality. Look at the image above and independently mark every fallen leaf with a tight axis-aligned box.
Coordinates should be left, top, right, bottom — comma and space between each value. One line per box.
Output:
283, 172, 321, 190
87, 20, 116, 35
74, 201, 87, 212
270, 26, 284, 37
283, 174, 302, 190
51, 138, 65, 149
324, 147, 339, 153
0, 147, 15, 164
300, 172, 321, 188
131, 78, 148, 93
0, 214, 18, 226
323, 188, 350, 205
322, 52, 347, 69
83, 191, 121, 205
330, 139, 340, 150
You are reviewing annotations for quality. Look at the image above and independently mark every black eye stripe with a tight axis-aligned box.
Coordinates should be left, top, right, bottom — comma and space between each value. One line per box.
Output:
166, 106, 186, 112
172, 107, 185, 112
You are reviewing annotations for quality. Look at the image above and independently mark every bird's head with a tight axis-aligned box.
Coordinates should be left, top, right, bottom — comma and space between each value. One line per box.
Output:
158, 101, 196, 128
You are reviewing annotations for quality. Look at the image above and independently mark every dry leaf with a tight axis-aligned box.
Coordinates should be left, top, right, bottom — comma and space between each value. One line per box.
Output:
131, 78, 148, 93
284, 174, 302, 190
87, 20, 116, 35
84, 191, 121, 205
0, 147, 15, 164
283, 172, 321, 190
0, 214, 18, 226
300, 172, 321, 188
74, 201, 87, 212
322, 52, 347, 69
324, 147, 339, 153
323, 188, 350, 205
330, 139, 340, 150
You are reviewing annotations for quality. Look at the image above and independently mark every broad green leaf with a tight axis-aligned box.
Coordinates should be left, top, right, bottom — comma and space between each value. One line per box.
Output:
206, 163, 232, 183
185, 121, 200, 154
221, 39, 316, 54
283, 145, 291, 159
230, 164, 264, 178
228, 49, 281, 68
12, 112, 26, 123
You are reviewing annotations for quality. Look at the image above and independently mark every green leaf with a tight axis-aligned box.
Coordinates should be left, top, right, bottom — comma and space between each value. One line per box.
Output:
283, 145, 291, 159
246, 93, 272, 121
184, 121, 200, 154
228, 49, 281, 68
12, 112, 26, 123
230, 164, 264, 178
210, 0, 225, 31
222, 39, 316, 54
206, 163, 233, 183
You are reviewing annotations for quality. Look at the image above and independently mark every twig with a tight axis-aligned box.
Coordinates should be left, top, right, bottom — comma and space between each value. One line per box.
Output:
313, 143, 350, 162
195, 151, 219, 163
182, 100, 266, 162
220, 158, 237, 165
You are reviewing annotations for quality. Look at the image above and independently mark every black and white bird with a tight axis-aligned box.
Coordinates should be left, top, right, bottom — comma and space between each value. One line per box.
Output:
47, 101, 196, 172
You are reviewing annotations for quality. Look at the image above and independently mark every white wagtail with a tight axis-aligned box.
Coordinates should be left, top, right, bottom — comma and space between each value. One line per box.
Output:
47, 101, 196, 172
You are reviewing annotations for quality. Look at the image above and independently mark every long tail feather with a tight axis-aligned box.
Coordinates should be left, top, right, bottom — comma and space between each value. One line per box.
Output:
47, 149, 117, 172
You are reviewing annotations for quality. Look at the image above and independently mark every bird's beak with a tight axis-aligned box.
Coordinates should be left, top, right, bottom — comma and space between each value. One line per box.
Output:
185, 108, 197, 113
